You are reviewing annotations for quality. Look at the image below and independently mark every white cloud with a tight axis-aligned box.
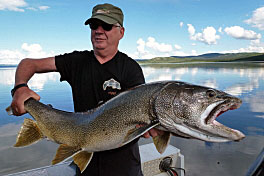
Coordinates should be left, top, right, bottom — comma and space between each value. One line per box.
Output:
245, 6, 264, 30
22, 43, 54, 58
132, 37, 188, 59
191, 50, 197, 56
0, 0, 50, 12
26, 7, 37, 11
200, 27, 220, 45
27, 6, 50, 11
39, 6, 49, 11
241, 45, 264, 53
146, 37, 173, 53
224, 26, 262, 40
187, 24, 220, 45
0, 49, 24, 65
174, 44, 182, 50
222, 25, 264, 53
136, 38, 146, 54
0, 43, 55, 65
0, 0, 27, 12
171, 51, 189, 57
22, 43, 42, 53
187, 24, 195, 36
222, 45, 264, 54
218, 27, 223, 33
180, 22, 184, 28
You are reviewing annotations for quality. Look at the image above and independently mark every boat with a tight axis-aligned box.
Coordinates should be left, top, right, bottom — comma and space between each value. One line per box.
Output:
5, 143, 185, 176
246, 148, 264, 176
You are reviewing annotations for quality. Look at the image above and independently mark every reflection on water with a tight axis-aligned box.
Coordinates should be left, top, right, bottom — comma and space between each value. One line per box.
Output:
245, 91, 264, 117
0, 63, 263, 176
142, 62, 264, 96
0, 66, 60, 91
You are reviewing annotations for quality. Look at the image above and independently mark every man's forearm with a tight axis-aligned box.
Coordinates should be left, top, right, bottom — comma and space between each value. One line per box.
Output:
14, 57, 57, 86
14, 59, 36, 86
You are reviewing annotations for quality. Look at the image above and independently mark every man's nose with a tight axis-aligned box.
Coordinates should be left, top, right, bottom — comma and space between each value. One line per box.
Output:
95, 25, 105, 33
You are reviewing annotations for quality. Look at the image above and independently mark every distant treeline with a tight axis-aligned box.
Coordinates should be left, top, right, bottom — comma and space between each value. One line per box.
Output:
137, 53, 264, 64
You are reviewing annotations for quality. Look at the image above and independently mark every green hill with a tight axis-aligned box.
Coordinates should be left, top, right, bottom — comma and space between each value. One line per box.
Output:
137, 53, 264, 64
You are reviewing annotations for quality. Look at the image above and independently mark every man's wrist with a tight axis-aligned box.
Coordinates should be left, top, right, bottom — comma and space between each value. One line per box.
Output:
11, 83, 28, 97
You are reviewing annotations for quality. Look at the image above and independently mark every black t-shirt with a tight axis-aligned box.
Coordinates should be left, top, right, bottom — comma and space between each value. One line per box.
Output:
55, 50, 145, 176
55, 50, 145, 111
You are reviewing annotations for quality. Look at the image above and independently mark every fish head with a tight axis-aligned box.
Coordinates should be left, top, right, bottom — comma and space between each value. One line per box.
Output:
153, 81, 245, 142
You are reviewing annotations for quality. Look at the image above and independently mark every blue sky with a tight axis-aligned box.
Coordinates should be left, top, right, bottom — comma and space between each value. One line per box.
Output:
0, 0, 264, 64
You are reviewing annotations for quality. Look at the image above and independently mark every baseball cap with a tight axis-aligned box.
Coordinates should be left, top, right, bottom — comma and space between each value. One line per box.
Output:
85, 3, 124, 27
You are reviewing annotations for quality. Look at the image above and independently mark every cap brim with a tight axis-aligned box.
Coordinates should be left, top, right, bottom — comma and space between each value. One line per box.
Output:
85, 15, 118, 25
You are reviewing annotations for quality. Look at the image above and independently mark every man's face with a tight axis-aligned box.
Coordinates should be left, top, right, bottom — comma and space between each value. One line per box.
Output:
90, 20, 124, 51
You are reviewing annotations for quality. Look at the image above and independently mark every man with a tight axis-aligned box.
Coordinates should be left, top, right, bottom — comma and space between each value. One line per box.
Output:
11, 3, 160, 176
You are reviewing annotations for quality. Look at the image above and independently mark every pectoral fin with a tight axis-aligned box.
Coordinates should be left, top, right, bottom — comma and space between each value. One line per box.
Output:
14, 118, 44, 147
73, 151, 93, 173
153, 131, 171, 154
52, 144, 81, 165
123, 120, 160, 146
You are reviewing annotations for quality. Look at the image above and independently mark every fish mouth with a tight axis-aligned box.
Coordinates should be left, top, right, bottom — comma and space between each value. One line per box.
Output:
205, 99, 241, 124
201, 99, 245, 141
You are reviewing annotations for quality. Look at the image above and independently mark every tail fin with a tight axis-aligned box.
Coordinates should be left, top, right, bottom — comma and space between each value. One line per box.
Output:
14, 118, 44, 147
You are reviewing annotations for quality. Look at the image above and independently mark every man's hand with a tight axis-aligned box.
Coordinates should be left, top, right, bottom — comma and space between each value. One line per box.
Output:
11, 86, 40, 116
136, 125, 164, 138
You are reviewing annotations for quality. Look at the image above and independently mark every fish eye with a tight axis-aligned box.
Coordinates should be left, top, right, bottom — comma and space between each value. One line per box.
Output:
206, 89, 216, 98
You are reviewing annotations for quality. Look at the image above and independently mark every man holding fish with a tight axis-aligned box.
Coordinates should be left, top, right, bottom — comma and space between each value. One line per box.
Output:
9, 3, 245, 176
10, 3, 157, 176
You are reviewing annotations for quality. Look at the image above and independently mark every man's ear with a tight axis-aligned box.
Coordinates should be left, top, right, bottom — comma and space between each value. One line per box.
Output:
120, 27, 125, 39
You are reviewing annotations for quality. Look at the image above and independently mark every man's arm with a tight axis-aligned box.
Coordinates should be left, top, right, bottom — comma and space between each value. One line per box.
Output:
11, 57, 57, 116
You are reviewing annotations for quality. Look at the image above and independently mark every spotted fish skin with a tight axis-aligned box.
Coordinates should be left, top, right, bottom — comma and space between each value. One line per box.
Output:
6, 81, 245, 172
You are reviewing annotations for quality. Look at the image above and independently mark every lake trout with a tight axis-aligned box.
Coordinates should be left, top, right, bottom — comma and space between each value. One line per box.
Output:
6, 81, 245, 172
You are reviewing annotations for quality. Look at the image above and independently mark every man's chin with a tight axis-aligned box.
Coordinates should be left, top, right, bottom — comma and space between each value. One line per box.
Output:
93, 43, 106, 49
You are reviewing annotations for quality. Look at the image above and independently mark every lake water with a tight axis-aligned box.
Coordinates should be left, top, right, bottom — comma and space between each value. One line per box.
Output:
0, 62, 263, 176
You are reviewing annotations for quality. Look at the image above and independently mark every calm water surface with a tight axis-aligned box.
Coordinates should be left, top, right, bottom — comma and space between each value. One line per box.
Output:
0, 62, 263, 176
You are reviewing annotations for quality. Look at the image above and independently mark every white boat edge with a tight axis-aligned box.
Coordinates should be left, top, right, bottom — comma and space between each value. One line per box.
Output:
5, 143, 185, 176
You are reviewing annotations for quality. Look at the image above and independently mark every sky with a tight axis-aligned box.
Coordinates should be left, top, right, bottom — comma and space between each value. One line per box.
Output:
0, 0, 264, 64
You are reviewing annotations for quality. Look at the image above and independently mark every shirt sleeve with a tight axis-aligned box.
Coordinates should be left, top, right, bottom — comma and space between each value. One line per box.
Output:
124, 58, 145, 89
55, 51, 87, 84
55, 52, 73, 82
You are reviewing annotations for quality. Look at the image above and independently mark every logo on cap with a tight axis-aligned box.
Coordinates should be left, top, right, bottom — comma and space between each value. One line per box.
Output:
96, 9, 110, 14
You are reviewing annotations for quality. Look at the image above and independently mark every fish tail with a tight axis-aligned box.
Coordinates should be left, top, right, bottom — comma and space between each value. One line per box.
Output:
14, 118, 44, 147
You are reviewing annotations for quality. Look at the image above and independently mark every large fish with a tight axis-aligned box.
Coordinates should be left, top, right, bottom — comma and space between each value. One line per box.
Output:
6, 81, 245, 172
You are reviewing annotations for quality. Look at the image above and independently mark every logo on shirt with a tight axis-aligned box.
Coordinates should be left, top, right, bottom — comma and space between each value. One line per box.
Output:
103, 78, 121, 96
